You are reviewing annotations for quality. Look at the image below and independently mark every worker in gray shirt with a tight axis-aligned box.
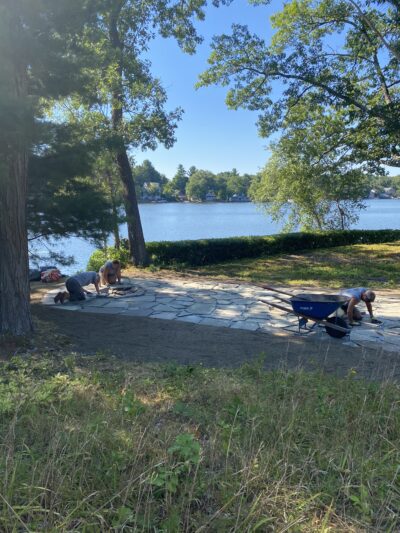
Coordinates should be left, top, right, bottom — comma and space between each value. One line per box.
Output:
339, 287, 377, 325
54, 271, 100, 304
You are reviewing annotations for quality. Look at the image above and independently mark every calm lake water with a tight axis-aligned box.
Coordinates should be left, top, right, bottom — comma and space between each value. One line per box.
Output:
38, 199, 400, 274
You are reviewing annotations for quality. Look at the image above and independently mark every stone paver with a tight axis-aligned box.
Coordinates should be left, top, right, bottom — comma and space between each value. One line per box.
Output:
122, 309, 153, 317
177, 315, 203, 324
43, 278, 400, 353
151, 312, 178, 320
200, 317, 232, 327
230, 320, 260, 331
185, 303, 216, 315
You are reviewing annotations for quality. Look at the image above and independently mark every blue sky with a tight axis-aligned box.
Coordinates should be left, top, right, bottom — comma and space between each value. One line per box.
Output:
134, 0, 399, 179
135, 0, 277, 179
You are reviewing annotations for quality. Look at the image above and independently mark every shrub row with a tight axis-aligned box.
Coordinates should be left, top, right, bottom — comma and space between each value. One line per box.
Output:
88, 229, 400, 269
87, 246, 131, 272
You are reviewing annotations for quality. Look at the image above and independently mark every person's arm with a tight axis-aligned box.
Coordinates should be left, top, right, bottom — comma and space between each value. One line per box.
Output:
365, 300, 374, 319
347, 298, 357, 324
100, 266, 110, 285
94, 279, 100, 294
116, 265, 121, 283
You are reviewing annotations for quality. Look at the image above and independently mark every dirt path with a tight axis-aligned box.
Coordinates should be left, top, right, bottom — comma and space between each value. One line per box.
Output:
32, 302, 400, 381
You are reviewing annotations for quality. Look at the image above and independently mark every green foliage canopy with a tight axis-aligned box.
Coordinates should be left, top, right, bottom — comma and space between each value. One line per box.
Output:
132, 160, 168, 188
185, 170, 217, 201
249, 101, 370, 230
172, 164, 189, 194
199, 0, 400, 167
28, 123, 115, 242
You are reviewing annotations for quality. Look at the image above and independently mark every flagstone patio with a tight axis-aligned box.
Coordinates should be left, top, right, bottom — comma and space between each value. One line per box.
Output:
42, 277, 400, 353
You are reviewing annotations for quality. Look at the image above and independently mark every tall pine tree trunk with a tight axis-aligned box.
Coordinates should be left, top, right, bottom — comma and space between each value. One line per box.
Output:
111, 202, 121, 250
0, 71, 33, 336
109, 7, 149, 266
105, 170, 121, 249
116, 150, 149, 264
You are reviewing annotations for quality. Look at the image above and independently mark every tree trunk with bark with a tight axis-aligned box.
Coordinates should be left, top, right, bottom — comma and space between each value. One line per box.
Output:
0, 102, 32, 335
105, 169, 121, 249
109, 6, 149, 266
116, 150, 149, 265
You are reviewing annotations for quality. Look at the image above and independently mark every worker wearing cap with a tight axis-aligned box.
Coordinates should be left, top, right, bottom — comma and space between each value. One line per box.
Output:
340, 287, 376, 326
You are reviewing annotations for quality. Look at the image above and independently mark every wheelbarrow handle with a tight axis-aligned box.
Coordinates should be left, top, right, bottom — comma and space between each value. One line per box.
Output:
257, 285, 308, 300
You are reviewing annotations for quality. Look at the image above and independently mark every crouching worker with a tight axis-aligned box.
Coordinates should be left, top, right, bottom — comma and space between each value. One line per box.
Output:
99, 259, 121, 286
54, 272, 100, 304
340, 287, 377, 326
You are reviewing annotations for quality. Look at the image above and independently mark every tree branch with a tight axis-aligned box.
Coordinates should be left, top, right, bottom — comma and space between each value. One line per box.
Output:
265, 67, 370, 113
347, 0, 400, 62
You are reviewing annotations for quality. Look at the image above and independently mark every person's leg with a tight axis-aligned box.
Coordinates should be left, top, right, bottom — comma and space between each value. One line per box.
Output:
341, 301, 362, 322
116, 265, 122, 283
54, 292, 63, 304
59, 291, 69, 304
99, 267, 107, 286
107, 273, 117, 285
66, 278, 85, 301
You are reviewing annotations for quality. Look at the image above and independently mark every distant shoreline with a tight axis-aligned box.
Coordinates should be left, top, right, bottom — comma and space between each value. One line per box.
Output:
138, 198, 400, 204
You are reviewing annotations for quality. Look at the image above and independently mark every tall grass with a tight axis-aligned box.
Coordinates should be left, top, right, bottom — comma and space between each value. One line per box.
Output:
1, 354, 399, 531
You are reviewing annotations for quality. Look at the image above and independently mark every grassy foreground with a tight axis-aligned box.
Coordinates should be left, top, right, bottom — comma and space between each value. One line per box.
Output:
1, 351, 400, 531
186, 242, 400, 288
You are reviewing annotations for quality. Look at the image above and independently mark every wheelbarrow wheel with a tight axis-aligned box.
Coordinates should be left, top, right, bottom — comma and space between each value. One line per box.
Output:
325, 317, 348, 338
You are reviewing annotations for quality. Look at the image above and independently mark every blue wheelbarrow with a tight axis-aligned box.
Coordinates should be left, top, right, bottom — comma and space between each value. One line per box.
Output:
259, 286, 351, 338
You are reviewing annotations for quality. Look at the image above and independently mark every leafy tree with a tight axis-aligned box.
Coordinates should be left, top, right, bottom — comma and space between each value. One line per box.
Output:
188, 166, 198, 177
90, 153, 125, 248
199, 0, 400, 168
131, 160, 167, 200
218, 169, 252, 198
213, 174, 229, 200
186, 170, 216, 201
28, 123, 116, 244
1, 0, 228, 336
162, 180, 179, 201
369, 174, 400, 194
132, 160, 167, 188
144, 182, 162, 198
71, 0, 229, 266
162, 165, 188, 201
0, 0, 98, 336
171, 164, 188, 193
250, 103, 370, 230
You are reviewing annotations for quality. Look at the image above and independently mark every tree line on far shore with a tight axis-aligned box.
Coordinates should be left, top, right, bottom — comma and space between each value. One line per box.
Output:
133, 160, 400, 205
131, 161, 256, 202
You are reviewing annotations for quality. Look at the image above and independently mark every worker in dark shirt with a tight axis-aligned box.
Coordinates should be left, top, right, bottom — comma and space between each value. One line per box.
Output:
54, 271, 100, 304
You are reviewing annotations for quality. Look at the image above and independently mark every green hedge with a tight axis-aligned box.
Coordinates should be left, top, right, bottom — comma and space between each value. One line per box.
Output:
88, 230, 400, 269
87, 246, 131, 272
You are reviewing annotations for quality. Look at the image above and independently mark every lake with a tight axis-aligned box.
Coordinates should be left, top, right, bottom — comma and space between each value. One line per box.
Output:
37, 199, 400, 274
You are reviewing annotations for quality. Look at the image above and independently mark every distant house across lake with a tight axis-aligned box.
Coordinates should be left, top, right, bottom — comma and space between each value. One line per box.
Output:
205, 190, 217, 202
229, 193, 250, 202
368, 187, 398, 199
142, 182, 161, 202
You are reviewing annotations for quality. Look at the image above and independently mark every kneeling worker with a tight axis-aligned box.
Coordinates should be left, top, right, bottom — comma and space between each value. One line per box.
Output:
99, 259, 121, 286
340, 287, 377, 325
54, 271, 100, 304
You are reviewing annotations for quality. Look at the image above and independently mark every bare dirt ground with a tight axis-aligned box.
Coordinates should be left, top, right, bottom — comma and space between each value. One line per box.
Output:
28, 277, 400, 381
